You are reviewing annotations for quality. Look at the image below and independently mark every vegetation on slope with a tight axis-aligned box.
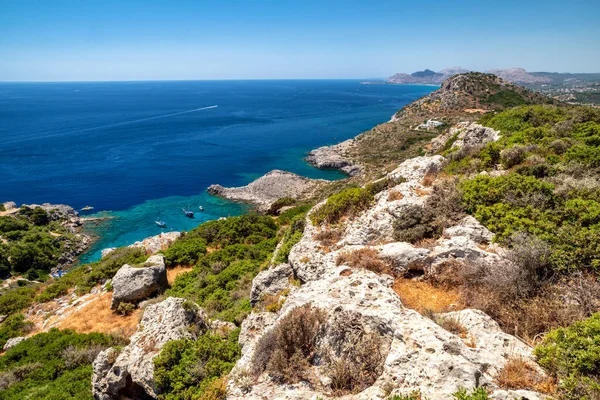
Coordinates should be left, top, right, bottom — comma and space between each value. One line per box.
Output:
535, 313, 600, 398
0, 329, 125, 400
153, 329, 240, 400
165, 214, 278, 324
0, 206, 81, 280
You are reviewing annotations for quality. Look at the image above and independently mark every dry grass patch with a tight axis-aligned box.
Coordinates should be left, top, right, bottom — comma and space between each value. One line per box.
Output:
413, 188, 432, 197
387, 191, 404, 201
495, 356, 556, 394
314, 228, 343, 250
335, 248, 392, 275
434, 315, 466, 336
393, 278, 464, 314
55, 292, 142, 336
167, 265, 193, 285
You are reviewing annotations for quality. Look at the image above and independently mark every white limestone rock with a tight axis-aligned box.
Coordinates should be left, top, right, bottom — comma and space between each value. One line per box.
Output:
92, 297, 209, 400
110, 254, 168, 309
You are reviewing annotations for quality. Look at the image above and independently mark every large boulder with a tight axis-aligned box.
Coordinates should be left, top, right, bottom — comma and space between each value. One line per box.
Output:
92, 297, 209, 400
110, 254, 168, 309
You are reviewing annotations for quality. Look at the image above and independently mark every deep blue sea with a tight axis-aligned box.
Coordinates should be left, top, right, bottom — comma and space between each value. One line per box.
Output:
0, 80, 434, 262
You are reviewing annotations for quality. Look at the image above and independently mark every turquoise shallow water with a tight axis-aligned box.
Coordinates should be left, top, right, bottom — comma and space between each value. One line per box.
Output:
0, 80, 435, 262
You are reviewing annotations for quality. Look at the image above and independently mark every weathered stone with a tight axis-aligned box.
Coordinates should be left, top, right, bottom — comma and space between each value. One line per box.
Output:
92, 297, 209, 400
250, 263, 294, 305
110, 254, 168, 309
3, 336, 26, 351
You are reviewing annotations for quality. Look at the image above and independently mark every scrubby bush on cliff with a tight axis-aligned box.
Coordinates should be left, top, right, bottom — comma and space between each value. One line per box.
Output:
460, 172, 600, 273
365, 175, 407, 195
535, 313, 600, 399
251, 304, 327, 382
153, 329, 240, 400
393, 179, 465, 243
267, 196, 296, 215
0, 329, 124, 400
335, 247, 389, 274
311, 187, 373, 226
273, 208, 308, 264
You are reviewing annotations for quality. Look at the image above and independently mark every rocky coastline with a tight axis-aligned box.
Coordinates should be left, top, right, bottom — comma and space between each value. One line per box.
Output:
305, 138, 362, 176
207, 169, 327, 211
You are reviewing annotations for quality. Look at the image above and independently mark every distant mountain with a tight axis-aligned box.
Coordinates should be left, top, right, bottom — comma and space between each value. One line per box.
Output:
386, 67, 548, 85
486, 68, 551, 84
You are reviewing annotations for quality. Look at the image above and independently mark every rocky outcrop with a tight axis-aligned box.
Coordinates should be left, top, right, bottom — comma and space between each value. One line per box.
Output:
306, 139, 362, 176
208, 170, 326, 211
110, 254, 168, 309
3, 336, 26, 351
228, 148, 547, 399
101, 231, 182, 258
92, 297, 209, 400
250, 263, 294, 306
430, 122, 501, 153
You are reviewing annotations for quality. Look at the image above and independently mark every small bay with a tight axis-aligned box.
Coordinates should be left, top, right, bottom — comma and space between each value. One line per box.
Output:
0, 80, 435, 261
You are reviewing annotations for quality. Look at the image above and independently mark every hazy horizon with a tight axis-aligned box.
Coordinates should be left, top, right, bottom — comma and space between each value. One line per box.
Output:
1, 0, 599, 81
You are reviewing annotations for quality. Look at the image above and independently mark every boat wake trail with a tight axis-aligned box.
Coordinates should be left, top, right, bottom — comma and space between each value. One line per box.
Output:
5, 105, 219, 145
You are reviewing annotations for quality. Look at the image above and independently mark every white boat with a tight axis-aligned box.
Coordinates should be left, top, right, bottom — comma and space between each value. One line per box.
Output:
199, 206, 204, 212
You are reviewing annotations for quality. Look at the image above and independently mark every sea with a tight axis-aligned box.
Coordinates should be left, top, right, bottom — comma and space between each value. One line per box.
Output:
0, 80, 435, 262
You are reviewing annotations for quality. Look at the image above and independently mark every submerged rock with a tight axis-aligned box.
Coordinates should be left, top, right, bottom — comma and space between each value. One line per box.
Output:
110, 254, 168, 309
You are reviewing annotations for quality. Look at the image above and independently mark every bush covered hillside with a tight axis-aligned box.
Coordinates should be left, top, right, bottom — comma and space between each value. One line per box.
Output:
0, 206, 85, 280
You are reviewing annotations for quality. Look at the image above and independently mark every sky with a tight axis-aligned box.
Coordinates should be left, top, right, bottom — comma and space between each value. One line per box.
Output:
0, 0, 598, 81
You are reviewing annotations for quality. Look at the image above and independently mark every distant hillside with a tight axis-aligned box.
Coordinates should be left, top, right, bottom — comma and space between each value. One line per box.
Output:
348, 72, 559, 172
386, 67, 547, 85
388, 67, 468, 85
394, 72, 558, 120
487, 67, 550, 84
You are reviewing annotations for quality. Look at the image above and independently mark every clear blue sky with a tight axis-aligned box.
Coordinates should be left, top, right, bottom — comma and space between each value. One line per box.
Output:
1, 0, 598, 81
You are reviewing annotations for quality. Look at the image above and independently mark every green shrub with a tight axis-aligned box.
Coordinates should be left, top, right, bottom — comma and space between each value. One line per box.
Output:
163, 237, 207, 267
310, 187, 373, 226
460, 172, 600, 272
452, 387, 490, 400
115, 302, 136, 316
273, 210, 307, 264
0, 329, 124, 400
35, 280, 71, 302
0, 314, 33, 349
393, 180, 465, 243
153, 329, 240, 400
0, 285, 38, 316
267, 197, 296, 215
0, 204, 5, 212
366, 175, 407, 195
535, 313, 600, 397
